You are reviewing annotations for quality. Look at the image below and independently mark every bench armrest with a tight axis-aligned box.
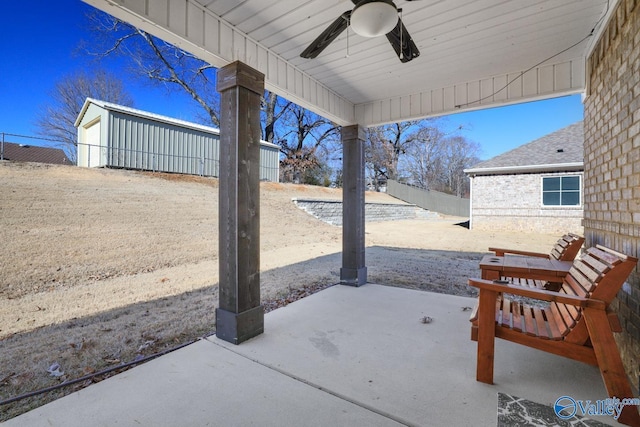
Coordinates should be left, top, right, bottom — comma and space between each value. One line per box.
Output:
487, 247, 550, 258
468, 278, 605, 310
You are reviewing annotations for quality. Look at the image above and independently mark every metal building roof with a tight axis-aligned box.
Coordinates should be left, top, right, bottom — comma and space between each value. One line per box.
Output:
75, 98, 222, 135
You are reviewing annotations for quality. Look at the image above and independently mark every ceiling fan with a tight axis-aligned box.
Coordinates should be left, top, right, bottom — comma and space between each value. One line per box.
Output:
300, 0, 420, 63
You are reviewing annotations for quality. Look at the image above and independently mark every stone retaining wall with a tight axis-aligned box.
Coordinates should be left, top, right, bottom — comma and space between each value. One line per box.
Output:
292, 198, 437, 226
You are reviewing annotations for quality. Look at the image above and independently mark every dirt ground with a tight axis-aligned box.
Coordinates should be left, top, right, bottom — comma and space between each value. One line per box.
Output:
0, 161, 560, 420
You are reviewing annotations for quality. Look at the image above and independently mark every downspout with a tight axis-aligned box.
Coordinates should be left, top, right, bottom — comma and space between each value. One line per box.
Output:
468, 175, 474, 229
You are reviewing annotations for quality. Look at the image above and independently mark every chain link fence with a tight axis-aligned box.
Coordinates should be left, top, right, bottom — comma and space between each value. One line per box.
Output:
1, 133, 279, 182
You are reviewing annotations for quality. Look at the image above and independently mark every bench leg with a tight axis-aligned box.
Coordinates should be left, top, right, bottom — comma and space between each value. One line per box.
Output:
476, 288, 498, 384
583, 308, 640, 427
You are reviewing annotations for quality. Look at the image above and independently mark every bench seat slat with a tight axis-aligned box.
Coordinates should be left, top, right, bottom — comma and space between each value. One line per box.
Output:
572, 258, 602, 284
500, 298, 511, 327
564, 268, 592, 296
543, 308, 564, 340
523, 305, 536, 336
550, 247, 563, 260
549, 302, 571, 331
532, 307, 548, 339
591, 246, 625, 265
581, 251, 612, 272
512, 301, 523, 332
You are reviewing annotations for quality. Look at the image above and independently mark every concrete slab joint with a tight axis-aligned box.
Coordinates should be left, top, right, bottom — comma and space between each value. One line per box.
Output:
215, 61, 265, 344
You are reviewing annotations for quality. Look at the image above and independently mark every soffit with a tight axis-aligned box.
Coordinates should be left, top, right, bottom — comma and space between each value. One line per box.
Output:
83, 0, 611, 126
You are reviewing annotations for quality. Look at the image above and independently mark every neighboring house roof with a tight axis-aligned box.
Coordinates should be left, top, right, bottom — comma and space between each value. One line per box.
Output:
465, 121, 584, 176
1, 142, 71, 165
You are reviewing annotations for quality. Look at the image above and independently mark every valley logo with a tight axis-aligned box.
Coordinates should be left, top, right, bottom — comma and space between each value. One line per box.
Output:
554, 395, 640, 421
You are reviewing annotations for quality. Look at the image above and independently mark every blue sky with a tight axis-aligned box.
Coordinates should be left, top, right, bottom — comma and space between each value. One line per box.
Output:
1, 0, 584, 161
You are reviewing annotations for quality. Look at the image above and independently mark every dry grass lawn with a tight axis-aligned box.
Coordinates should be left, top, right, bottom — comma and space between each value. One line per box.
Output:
0, 161, 560, 420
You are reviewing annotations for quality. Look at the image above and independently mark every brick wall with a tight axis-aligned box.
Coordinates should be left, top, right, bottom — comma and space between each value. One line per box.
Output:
470, 172, 584, 234
584, 0, 640, 391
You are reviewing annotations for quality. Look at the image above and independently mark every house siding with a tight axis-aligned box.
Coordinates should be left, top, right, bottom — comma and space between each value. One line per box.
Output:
584, 0, 640, 391
470, 172, 583, 234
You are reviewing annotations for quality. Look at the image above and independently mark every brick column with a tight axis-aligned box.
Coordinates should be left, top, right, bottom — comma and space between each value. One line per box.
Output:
215, 61, 264, 344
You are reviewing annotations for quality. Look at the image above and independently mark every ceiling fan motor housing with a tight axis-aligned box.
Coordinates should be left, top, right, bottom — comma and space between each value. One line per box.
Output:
351, 0, 398, 38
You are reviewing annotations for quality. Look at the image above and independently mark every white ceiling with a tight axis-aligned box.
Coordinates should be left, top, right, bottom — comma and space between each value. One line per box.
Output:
83, 0, 612, 126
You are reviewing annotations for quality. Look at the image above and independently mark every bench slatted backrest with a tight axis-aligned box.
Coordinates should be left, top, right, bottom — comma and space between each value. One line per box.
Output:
550, 233, 585, 261
547, 246, 624, 341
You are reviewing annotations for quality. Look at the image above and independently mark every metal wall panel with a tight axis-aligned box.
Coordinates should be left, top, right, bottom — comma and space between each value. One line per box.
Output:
107, 111, 221, 177
77, 101, 278, 181
259, 143, 280, 182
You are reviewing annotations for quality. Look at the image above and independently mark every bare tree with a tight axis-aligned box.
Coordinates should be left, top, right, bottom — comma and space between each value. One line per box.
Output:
262, 91, 292, 143
405, 130, 480, 196
365, 118, 478, 195
87, 12, 220, 127
403, 126, 446, 190
365, 121, 426, 190
35, 69, 134, 163
87, 11, 342, 186
277, 105, 339, 184
89, 13, 299, 161
440, 135, 481, 197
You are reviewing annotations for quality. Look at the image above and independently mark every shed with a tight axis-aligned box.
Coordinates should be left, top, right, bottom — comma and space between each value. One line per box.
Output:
74, 98, 280, 181
464, 121, 583, 234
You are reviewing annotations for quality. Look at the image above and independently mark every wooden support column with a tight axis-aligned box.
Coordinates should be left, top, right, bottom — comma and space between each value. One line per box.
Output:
340, 125, 367, 286
215, 61, 264, 344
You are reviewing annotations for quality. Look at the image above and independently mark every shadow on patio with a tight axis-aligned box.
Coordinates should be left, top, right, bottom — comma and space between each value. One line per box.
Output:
5, 283, 622, 426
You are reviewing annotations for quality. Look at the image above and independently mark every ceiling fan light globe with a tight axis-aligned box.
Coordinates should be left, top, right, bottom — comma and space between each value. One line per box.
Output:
351, 2, 398, 38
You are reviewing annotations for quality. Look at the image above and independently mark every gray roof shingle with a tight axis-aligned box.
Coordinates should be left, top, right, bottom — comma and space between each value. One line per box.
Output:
466, 121, 583, 174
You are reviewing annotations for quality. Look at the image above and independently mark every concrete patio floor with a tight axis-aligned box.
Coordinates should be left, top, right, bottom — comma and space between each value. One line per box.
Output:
5, 284, 624, 426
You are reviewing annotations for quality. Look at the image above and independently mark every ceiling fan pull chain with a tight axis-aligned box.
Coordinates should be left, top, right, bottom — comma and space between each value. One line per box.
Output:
346, 19, 350, 58
399, 8, 404, 60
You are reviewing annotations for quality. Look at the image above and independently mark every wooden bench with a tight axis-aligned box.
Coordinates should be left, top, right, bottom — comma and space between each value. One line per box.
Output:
469, 245, 640, 426
488, 233, 584, 291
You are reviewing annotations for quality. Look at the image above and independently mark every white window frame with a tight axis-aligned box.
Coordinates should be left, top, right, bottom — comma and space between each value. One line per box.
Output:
541, 174, 582, 207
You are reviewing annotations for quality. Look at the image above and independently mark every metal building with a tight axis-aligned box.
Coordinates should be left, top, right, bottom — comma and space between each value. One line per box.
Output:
75, 98, 279, 181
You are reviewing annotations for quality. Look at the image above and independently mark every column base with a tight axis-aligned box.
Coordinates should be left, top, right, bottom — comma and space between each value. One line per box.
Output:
216, 305, 264, 345
340, 267, 367, 287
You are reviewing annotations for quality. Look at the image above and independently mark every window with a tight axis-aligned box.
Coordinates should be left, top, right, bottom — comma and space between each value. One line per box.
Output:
542, 175, 581, 206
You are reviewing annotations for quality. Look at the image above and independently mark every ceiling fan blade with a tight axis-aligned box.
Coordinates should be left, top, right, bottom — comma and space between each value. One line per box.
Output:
301, 11, 351, 59
386, 18, 420, 63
